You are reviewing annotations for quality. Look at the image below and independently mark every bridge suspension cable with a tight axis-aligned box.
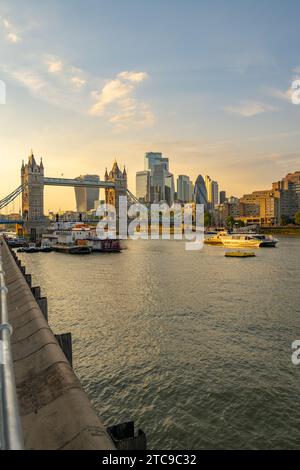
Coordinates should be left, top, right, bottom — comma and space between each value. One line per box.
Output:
126, 189, 143, 206
0, 186, 24, 211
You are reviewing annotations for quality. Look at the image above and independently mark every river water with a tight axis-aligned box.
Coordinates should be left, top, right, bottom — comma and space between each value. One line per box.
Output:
18, 236, 300, 449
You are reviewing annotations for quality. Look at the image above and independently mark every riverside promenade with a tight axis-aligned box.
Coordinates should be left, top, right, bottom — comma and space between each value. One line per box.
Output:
0, 236, 115, 450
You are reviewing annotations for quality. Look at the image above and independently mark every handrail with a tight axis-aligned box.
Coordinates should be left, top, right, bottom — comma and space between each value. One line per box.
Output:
0, 238, 24, 450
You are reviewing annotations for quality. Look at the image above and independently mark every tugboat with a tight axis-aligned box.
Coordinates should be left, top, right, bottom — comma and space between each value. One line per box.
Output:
18, 243, 39, 253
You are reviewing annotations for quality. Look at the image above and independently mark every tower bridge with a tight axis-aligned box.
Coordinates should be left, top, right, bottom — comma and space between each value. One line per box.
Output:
0, 152, 138, 239
43, 177, 115, 189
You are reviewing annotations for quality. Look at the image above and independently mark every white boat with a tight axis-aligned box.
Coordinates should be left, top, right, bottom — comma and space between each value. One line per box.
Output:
41, 222, 122, 253
221, 233, 278, 248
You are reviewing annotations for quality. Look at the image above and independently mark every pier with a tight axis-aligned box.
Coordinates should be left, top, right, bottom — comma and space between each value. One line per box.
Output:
0, 236, 115, 450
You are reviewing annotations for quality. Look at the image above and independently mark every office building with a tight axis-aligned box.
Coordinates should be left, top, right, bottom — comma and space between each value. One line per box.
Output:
136, 171, 151, 203
205, 175, 219, 209
194, 175, 208, 210
177, 175, 191, 202
189, 181, 194, 202
212, 181, 219, 207
165, 172, 175, 205
205, 175, 212, 206
238, 190, 280, 225
144, 152, 169, 173
152, 163, 166, 202
219, 191, 226, 204
141, 151, 173, 203
272, 171, 300, 220
74, 175, 100, 212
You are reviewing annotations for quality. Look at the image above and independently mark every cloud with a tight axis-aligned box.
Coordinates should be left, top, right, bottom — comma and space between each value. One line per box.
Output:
266, 87, 293, 102
70, 76, 86, 88
1, 17, 21, 43
7, 32, 21, 43
117, 71, 148, 83
3, 19, 12, 29
9, 69, 46, 94
223, 100, 277, 117
1, 36, 152, 129
43, 55, 86, 89
109, 101, 155, 130
45, 56, 63, 73
90, 79, 132, 115
2, 64, 86, 113
90, 71, 154, 129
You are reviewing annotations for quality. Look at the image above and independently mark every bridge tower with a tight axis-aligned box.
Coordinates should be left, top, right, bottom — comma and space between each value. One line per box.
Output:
105, 160, 127, 215
21, 152, 46, 240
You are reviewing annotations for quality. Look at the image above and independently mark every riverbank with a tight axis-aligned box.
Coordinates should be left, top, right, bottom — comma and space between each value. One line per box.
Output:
261, 226, 300, 236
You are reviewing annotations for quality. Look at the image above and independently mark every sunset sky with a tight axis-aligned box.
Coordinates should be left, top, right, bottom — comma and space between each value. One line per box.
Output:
1, 0, 300, 212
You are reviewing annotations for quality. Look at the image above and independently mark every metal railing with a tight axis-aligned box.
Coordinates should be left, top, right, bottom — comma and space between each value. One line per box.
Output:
0, 240, 24, 450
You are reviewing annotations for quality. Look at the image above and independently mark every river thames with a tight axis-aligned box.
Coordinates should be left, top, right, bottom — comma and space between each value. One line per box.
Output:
18, 237, 300, 449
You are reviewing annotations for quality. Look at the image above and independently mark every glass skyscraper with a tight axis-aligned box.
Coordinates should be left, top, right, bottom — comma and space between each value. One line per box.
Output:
140, 152, 174, 204
136, 170, 150, 202
194, 175, 208, 210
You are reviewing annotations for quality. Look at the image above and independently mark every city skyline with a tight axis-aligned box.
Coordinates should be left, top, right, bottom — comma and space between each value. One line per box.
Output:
1, 149, 300, 215
1, 0, 300, 211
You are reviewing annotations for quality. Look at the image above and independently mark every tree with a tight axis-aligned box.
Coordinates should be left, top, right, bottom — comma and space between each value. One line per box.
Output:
225, 216, 235, 228
295, 211, 300, 225
281, 215, 292, 226
204, 212, 212, 227
235, 219, 245, 227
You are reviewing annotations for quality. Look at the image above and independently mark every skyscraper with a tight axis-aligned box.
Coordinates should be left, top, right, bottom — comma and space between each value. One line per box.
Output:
205, 175, 212, 209
143, 151, 174, 203
220, 191, 226, 204
205, 175, 219, 209
152, 163, 166, 202
144, 152, 164, 172
75, 175, 100, 212
177, 175, 190, 202
189, 181, 194, 202
165, 172, 175, 205
136, 170, 150, 202
212, 181, 219, 207
194, 175, 208, 210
